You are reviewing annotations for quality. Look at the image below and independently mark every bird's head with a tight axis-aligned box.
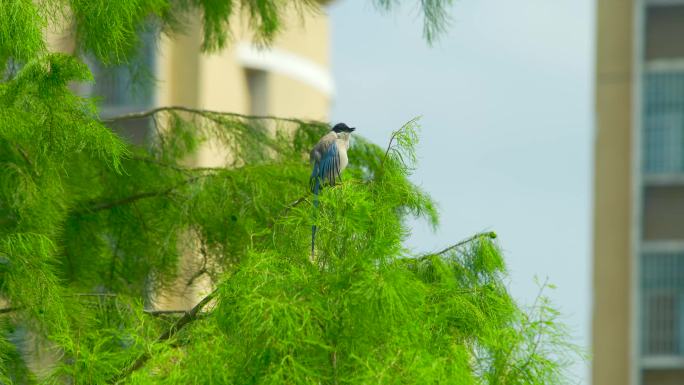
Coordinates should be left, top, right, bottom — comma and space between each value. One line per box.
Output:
332, 123, 356, 134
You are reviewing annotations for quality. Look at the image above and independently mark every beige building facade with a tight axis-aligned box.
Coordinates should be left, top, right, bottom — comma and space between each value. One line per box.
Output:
594, 1, 684, 384
155, 11, 333, 121
63, 9, 335, 310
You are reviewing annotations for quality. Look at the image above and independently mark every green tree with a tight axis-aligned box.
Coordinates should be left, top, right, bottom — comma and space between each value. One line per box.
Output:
0, 1, 582, 383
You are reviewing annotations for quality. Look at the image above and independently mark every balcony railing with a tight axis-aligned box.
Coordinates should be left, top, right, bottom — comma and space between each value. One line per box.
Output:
641, 247, 684, 360
644, 70, 684, 175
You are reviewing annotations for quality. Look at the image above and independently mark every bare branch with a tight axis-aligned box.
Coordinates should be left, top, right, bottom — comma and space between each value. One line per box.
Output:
383, 129, 401, 161
268, 195, 309, 229
109, 289, 218, 384
281, 195, 308, 215
144, 309, 197, 316
103, 105, 316, 126
15, 145, 34, 170
10, 143, 41, 179
76, 175, 205, 214
434, 231, 497, 256
518, 278, 550, 366
128, 155, 227, 174
500, 278, 551, 381
186, 244, 208, 288
418, 231, 497, 261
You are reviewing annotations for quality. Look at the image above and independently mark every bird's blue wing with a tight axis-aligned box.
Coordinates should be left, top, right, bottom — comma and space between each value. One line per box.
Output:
310, 140, 340, 192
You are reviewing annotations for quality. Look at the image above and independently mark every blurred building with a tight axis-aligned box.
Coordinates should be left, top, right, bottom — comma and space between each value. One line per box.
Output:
594, 1, 684, 385
49, 9, 333, 311
87, 8, 333, 166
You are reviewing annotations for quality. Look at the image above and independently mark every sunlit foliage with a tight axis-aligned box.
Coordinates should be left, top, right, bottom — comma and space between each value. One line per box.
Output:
0, 1, 581, 383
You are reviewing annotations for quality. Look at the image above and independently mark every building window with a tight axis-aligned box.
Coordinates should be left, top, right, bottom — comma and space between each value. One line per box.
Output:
85, 30, 156, 145
643, 68, 684, 175
641, 251, 684, 358
643, 186, 684, 240
245, 68, 268, 116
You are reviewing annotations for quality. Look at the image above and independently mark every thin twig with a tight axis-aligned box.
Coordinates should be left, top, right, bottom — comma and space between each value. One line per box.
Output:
515, 278, 550, 371
78, 157, 277, 215
15, 145, 34, 170
112, 107, 301, 158
128, 155, 228, 174
281, 196, 308, 215
383, 129, 401, 163
267, 195, 309, 229
77, 175, 205, 214
0, 307, 19, 314
186, 268, 208, 287
434, 231, 497, 256
186, 245, 208, 288
65, 293, 118, 298
13, 143, 41, 179
331, 351, 338, 385
273, 182, 347, 223
500, 278, 550, 382
109, 289, 218, 384
417, 231, 497, 261
143, 309, 197, 316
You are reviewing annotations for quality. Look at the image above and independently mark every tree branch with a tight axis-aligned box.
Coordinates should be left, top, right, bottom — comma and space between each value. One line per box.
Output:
435, 231, 497, 256
128, 155, 227, 174
143, 309, 205, 316
381, 117, 421, 165
267, 195, 310, 229
418, 231, 497, 260
65, 293, 118, 298
103, 105, 316, 126
383, 129, 401, 161
77, 175, 205, 214
514, 278, 550, 375
78, 156, 282, 215
11, 143, 41, 179
109, 288, 218, 384
186, 242, 209, 287
15, 145, 34, 169
280, 195, 308, 216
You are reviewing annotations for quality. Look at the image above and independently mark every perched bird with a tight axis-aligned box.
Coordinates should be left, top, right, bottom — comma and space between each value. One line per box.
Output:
309, 122, 356, 259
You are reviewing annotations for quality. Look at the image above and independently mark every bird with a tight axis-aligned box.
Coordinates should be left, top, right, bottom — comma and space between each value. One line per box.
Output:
309, 122, 356, 260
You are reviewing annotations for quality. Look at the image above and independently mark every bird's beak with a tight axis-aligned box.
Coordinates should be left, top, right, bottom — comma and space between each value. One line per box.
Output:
350, 127, 356, 132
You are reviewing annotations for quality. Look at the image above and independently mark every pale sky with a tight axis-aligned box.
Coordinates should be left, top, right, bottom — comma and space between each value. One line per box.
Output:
329, 0, 595, 383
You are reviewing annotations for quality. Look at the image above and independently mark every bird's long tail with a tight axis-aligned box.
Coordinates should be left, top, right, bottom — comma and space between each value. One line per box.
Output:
311, 176, 320, 261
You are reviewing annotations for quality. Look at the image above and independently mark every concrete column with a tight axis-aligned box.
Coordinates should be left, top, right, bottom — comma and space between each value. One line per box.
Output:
592, 1, 635, 384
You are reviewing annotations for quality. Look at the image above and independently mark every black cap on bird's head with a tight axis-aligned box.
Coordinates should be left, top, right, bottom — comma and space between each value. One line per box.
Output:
332, 123, 356, 133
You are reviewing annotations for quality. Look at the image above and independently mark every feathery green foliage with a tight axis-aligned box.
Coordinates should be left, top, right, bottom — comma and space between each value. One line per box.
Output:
0, 0, 582, 383
0, 0, 45, 69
